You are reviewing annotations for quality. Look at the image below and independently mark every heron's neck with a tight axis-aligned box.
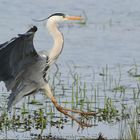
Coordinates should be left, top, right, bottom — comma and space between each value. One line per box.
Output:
47, 21, 64, 64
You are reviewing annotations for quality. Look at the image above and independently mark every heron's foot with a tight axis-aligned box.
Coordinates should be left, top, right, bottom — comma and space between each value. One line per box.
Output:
60, 107, 97, 116
55, 104, 95, 128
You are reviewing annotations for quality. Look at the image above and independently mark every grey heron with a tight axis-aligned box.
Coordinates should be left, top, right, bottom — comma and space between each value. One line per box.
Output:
0, 13, 96, 127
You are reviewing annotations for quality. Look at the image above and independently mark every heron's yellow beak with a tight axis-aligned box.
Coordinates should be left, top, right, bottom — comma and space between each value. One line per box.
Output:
65, 15, 83, 21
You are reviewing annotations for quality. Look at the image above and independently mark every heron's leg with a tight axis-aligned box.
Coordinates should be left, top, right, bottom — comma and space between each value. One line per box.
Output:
44, 84, 95, 127
44, 84, 96, 115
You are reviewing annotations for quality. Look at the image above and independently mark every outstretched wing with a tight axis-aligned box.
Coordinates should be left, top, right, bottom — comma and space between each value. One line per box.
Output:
0, 26, 39, 82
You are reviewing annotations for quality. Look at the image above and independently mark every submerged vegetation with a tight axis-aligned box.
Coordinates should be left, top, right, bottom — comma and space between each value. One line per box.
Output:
0, 62, 140, 139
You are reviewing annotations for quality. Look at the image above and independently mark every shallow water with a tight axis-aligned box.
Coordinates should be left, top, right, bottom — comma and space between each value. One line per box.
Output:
0, 0, 140, 139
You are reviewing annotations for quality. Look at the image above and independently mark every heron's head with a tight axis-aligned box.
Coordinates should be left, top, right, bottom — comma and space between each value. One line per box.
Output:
47, 13, 83, 23
34, 13, 83, 25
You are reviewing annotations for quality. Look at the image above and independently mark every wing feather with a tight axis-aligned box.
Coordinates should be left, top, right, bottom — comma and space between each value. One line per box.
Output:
0, 26, 39, 81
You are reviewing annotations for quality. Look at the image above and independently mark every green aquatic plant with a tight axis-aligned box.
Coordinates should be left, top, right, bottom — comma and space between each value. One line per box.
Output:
98, 97, 119, 122
112, 85, 126, 93
28, 99, 43, 105
119, 110, 140, 140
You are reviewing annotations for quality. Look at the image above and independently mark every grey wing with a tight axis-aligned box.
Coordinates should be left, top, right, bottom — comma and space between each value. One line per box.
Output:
0, 26, 40, 109
0, 26, 38, 82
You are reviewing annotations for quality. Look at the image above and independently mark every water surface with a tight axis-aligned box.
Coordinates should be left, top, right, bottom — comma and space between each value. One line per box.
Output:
0, 0, 140, 139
